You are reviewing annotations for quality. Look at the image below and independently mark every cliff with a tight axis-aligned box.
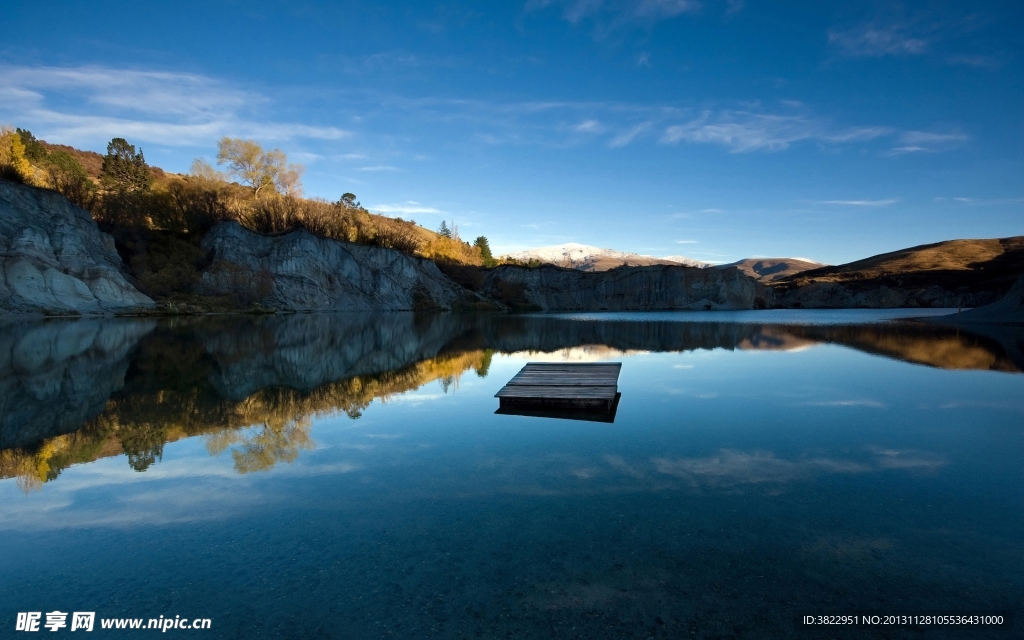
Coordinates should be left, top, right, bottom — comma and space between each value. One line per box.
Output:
0, 180, 153, 314
197, 221, 476, 311
480, 263, 769, 311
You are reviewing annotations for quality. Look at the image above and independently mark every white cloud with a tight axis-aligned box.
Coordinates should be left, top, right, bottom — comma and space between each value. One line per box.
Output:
609, 121, 652, 147
372, 202, 445, 215
0, 64, 350, 149
828, 24, 928, 57
676, 239, 698, 244
660, 110, 821, 152
357, 165, 400, 171
816, 199, 899, 206
574, 119, 603, 133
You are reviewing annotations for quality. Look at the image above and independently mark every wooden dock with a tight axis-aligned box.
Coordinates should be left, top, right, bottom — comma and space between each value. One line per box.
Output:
495, 362, 622, 421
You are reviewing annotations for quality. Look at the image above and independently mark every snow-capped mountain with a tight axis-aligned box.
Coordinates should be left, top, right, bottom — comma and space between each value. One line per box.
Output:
503, 243, 709, 272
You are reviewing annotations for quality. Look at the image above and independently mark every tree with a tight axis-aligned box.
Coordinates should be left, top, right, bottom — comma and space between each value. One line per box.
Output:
339, 192, 359, 208
189, 158, 226, 183
46, 151, 95, 209
0, 125, 32, 183
100, 138, 151, 193
15, 128, 47, 162
474, 236, 496, 267
438, 220, 452, 238
216, 137, 304, 198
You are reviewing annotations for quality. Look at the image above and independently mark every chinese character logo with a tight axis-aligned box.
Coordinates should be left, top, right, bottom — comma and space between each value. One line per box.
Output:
44, 611, 68, 632
15, 612, 41, 632
71, 612, 95, 632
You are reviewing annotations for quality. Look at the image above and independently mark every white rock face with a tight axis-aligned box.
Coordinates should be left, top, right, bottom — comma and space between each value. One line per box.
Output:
504, 243, 708, 271
198, 221, 473, 311
0, 181, 154, 315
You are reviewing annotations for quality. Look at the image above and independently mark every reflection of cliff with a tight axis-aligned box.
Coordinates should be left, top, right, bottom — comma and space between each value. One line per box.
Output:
2, 312, 1021, 489
0, 319, 156, 449
0, 318, 492, 489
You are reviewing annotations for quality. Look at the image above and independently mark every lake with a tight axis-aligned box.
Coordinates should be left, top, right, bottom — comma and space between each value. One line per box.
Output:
1, 311, 1022, 638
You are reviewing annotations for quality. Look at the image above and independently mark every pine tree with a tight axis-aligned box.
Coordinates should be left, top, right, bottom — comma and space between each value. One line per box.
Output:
100, 138, 152, 193
474, 236, 496, 267
438, 220, 452, 238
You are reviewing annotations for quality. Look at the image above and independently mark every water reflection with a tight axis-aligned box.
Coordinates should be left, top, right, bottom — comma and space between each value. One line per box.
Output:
1, 312, 1020, 488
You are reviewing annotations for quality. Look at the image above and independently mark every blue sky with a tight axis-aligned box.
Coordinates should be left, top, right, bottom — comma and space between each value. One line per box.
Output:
1, 0, 1021, 264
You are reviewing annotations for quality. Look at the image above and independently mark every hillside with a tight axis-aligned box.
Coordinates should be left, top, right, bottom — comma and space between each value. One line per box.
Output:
781, 237, 1024, 291
717, 258, 826, 282
774, 236, 1024, 309
505, 243, 707, 271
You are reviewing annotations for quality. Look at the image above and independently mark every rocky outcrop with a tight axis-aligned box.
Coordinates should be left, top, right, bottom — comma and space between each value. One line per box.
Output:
480, 263, 769, 311
0, 180, 154, 315
198, 221, 474, 311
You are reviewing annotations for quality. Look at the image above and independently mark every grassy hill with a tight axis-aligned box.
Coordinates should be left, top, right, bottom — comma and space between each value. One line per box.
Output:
776, 236, 1024, 296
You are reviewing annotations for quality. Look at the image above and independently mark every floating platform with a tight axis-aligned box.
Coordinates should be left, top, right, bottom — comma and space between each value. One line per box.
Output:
495, 362, 622, 422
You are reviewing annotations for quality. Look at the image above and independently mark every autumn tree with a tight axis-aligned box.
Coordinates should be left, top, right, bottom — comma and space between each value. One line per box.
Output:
100, 138, 151, 193
0, 125, 32, 183
216, 137, 304, 198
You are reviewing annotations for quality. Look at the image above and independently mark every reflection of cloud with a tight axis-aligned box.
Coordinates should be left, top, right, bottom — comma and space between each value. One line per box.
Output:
868, 447, 944, 470
801, 400, 886, 408
937, 401, 1024, 412
654, 451, 802, 485
603, 454, 645, 478
652, 447, 938, 487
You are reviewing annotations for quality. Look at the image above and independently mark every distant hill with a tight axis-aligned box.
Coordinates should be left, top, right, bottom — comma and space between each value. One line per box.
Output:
776, 236, 1024, 303
504, 243, 707, 271
717, 258, 826, 282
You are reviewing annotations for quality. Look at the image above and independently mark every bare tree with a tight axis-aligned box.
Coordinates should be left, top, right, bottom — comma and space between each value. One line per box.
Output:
216, 138, 304, 198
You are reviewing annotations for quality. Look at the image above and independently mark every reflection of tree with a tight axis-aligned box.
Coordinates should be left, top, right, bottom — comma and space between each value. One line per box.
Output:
2, 348, 492, 488
206, 415, 314, 474
119, 423, 168, 471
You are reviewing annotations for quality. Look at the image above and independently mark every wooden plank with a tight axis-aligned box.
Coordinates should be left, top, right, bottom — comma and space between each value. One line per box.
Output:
495, 362, 622, 406
496, 387, 617, 398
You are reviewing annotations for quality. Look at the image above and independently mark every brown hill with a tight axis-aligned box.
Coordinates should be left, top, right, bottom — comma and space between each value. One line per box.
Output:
718, 258, 826, 282
778, 236, 1024, 301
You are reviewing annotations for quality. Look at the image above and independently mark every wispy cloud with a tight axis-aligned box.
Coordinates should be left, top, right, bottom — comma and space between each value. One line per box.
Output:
660, 110, 821, 152
886, 130, 968, 155
609, 121, 652, 147
372, 202, 445, 215
828, 24, 928, 57
526, 0, 700, 34
816, 199, 899, 206
0, 64, 349, 149
676, 239, 698, 244
357, 165, 400, 171
574, 119, 604, 133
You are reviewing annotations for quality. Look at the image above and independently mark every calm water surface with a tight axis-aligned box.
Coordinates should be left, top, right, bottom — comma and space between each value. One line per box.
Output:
1, 312, 1022, 638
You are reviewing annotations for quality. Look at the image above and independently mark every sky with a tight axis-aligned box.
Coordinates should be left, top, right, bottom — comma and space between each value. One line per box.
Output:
1, 0, 1021, 264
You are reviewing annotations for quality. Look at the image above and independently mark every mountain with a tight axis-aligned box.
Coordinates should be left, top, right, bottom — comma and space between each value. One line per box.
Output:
504, 243, 707, 272
717, 258, 827, 282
